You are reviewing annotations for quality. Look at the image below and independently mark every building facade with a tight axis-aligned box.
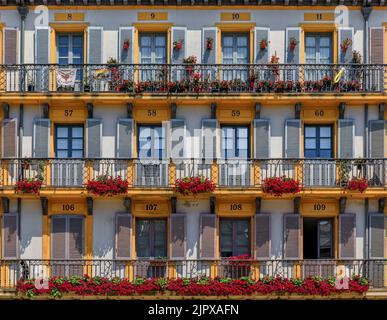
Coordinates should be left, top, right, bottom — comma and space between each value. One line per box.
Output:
0, 0, 387, 288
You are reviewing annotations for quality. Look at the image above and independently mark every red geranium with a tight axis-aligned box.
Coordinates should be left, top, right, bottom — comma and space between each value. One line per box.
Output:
174, 176, 216, 196
86, 175, 128, 196
15, 178, 43, 194
262, 176, 301, 197
346, 178, 368, 193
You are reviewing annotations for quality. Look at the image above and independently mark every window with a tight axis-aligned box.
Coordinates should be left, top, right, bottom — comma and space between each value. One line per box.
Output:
221, 126, 250, 159
305, 33, 333, 64
220, 219, 250, 257
136, 219, 167, 258
139, 33, 167, 81
304, 125, 333, 158
57, 34, 84, 83
303, 218, 333, 259
55, 125, 84, 158
221, 33, 249, 81
137, 125, 165, 159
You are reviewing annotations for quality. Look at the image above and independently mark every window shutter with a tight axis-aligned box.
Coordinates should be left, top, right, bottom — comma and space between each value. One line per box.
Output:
254, 213, 271, 260
202, 119, 217, 160
370, 27, 384, 64
51, 216, 67, 259
1, 118, 18, 158
171, 27, 187, 64
254, 27, 270, 63
254, 119, 270, 158
369, 120, 386, 158
199, 213, 216, 259
283, 214, 300, 259
171, 119, 186, 159
115, 213, 132, 260
2, 213, 18, 259
68, 216, 84, 259
3, 28, 18, 65
339, 213, 356, 259
369, 213, 386, 259
285, 119, 301, 158
285, 27, 301, 63
170, 213, 186, 260
202, 27, 218, 64
119, 27, 134, 64
33, 118, 50, 158
88, 27, 103, 64
86, 119, 102, 158
117, 119, 134, 158
35, 27, 50, 92
338, 28, 354, 63
338, 119, 354, 158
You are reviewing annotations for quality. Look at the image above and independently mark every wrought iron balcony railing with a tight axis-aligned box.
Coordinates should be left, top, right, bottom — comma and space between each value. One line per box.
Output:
1, 158, 386, 190
0, 259, 385, 289
1, 63, 386, 94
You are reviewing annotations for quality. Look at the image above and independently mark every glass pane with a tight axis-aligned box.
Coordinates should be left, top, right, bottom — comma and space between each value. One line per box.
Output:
305, 37, 316, 47
305, 138, 316, 149
305, 150, 318, 158
71, 150, 83, 158
305, 127, 316, 137
58, 58, 69, 65
320, 138, 331, 149
319, 37, 330, 47
236, 36, 248, 46
58, 36, 69, 46
140, 47, 152, 59
155, 47, 166, 60
320, 127, 331, 138
236, 48, 247, 60
72, 127, 83, 138
320, 150, 332, 158
57, 127, 69, 138
237, 138, 248, 150
140, 36, 151, 46
136, 220, 151, 257
72, 47, 83, 59
72, 36, 84, 46
319, 220, 332, 258
223, 36, 233, 47
57, 150, 68, 158
223, 47, 233, 59
58, 47, 69, 58
155, 36, 166, 46
57, 139, 68, 149
72, 139, 83, 149
237, 127, 248, 138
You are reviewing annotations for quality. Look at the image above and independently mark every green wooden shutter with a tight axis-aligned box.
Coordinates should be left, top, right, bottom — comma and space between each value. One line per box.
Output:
33, 118, 50, 158
285, 27, 301, 63
199, 213, 216, 259
254, 27, 270, 63
119, 27, 134, 64
202, 27, 217, 64
254, 213, 271, 260
170, 213, 186, 260
369, 120, 386, 158
171, 27, 187, 64
338, 28, 354, 63
88, 27, 103, 64
117, 119, 134, 158
171, 119, 186, 159
115, 213, 132, 260
339, 213, 356, 259
254, 119, 270, 158
1, 118, 18, 158
86, 119, 102, 158
283, 214, 300, 259
338, 119, 354, 158
2, 213, 18, 259
285, 119, 301, 158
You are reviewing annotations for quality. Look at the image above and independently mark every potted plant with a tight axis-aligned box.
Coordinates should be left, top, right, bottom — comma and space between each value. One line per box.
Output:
83, 79, 91, 92
183, 55, 197, 75
173, 39, 183, 51
86, 175, 129, 196
289, 37, 298, 52
260, 38, 267, 50
262, 176, 301, 197
340, 38, 352, 52
174, 176, 216, 196
269, 53, 280, 80
346, 178, 368, 193
206, 37, 213, 50
15, 178, 43, 194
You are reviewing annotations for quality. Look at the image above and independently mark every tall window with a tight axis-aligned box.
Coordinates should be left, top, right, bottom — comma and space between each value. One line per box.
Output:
221, 33, 249, 81
137, 125, 165, 159
304, 125, 333, 158
139, 33, 167, 81
220, 219, 250, 257
136, 219, 167, 258
57, 34, 84, 83
55, 125, 84, 158
305, 33, 333, 81
221, 126, 250, 159
303, 218, 333, 259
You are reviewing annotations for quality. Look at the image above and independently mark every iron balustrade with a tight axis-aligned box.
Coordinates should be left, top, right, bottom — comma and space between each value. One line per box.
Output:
0, 158, 386, 189
0, 63, 386, 94
0, 259, 385, 289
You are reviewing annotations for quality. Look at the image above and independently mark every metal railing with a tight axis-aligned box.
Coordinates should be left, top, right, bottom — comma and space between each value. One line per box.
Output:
1, 63, 386, 94
1, 158, 386, 189
0, 259, 385, 289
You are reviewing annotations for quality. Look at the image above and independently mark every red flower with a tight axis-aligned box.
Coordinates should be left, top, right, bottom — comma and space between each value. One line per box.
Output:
86, 175, 128, 196
174, 176, 216, 196
15, 178, 43, 194
346, 178, 368, 193
262, 176, 301, 197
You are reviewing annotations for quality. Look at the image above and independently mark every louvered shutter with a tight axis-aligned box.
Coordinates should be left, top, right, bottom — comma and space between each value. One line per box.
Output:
1, 118, 18, 158
171, 27, 187, 64
285, 28, 301, 63
370, 27, 384, 64
369, 213, 385, 259
202, 27, 218, 64
338, 28, 354, 63
202, 119, 217, 160
3, 28, 18, 65
119, 27, 134, 64
51, 216, 67, 259
33, 118, 50, 158
117, 119, 133, 158
285, 119, 301, 158
171, 119, 185, 159
338, 119, 354, 158
2, 213, 18, 259
283, 214, 300, 259
115, 213, 132, 260
369, 120, 386, 158
68, 216, 84, 259
35, 27, 50, 92
199, 213, 216, 259
254, 213, 271, 260
170, 213, 186, 260
86, 119, 102, 158
339, 213, 356, 259
88, 27, 103, 64
254, 27, 270, 63
254, 119, 270, 158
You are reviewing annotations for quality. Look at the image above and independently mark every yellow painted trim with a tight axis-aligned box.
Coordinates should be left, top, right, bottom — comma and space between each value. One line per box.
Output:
132, 22, 173, 31
215, 22, 256, 31
49, 22, 89, 32
54, 13, 85, 22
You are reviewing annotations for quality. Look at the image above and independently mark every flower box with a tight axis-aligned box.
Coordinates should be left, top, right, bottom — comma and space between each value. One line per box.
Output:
86, 175, 129, 196
174, 176, 216, 196
15, 178, 43, 194
346, 178, 368, 193
262, 176, 301, 197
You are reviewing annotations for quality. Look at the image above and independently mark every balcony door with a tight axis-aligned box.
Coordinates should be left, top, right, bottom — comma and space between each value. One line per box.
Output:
219, 125, 250, 186
305, 33, 333, 81
303, 125, 335, 187
303, 218, 334, 259
139, 33, 167, 82
52, 125, 84, 187
57, 33, 84, 89
219, 218, 251, 258
221, 33, 249, 81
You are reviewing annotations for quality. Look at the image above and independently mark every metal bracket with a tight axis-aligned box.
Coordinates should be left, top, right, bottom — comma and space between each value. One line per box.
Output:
171, 196, 177, 214
42, 103, 49, 119
378, 197, 386, 213
210, 196, 216, 214
339, 103, 346, 119
86, 197, 93, 215
40, 197, 48, 216
87, 103, 94, 119
210, 103, 217, 119
295, 103, 301, 119
2, 103, 10, 119
339, 197, 347, 213
123, 197, 131, 214
255, 103, 262, 119
127, 103, 133, 119
294, 197, 301, 214
171, 103, 177, 119
1, 197, 9, 213
255, 197, 262, 214
378, 103, 385, 120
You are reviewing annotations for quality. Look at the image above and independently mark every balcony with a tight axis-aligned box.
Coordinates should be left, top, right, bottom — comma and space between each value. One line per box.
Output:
1, 63, 386, 95
0, 259, 385, 289
0, 158, 386, 192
